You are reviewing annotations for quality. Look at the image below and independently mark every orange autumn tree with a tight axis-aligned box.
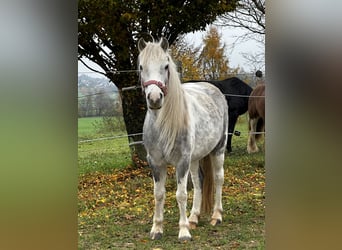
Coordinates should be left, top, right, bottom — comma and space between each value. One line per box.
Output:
199, 26, 230, 80
170, 38, 202, 82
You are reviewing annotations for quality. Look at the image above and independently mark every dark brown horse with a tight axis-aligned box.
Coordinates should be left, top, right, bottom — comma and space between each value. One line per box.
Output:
247, 84, 265, 153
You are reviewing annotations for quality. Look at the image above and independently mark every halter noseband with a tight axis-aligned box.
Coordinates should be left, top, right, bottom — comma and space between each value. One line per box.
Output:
142, 80, 168, 96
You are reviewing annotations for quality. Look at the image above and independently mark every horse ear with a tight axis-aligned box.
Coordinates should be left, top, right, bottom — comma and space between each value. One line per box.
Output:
160, 37, 169, 51
138, 38, 146, 51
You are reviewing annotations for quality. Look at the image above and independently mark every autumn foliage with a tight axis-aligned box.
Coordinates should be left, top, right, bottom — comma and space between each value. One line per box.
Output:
171, 26, 239, 82
78, 118, 265, 248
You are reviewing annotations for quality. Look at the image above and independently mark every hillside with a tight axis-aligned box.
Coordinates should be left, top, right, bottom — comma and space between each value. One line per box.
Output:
78, 74, 118, 97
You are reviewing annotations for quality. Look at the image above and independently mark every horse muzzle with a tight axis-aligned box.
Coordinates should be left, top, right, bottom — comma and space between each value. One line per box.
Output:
146, 87, 164, 110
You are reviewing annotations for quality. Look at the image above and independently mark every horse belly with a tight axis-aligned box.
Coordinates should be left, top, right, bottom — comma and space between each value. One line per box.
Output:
185, 84, 227, 160
191, 122, 223, 161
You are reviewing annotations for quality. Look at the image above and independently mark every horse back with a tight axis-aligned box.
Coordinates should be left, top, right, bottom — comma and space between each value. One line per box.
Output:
182, 81, 227, 109
194, 77, 252, 115
182, 82, 228, 158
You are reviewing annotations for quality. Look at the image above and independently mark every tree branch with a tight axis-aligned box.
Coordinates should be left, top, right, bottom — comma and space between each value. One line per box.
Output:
78, 58, 107, 77
251, 0, 265, 14
216, 0, 265, 36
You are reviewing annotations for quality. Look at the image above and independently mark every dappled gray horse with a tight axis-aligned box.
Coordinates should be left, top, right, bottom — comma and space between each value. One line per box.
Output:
138, 37, 228, 241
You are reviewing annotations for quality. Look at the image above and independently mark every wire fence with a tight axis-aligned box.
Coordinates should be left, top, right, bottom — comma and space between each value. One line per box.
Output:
79, 89, 264, 99
78, 130, 265, 145
78, 72, 265, 150
78, 131, 265, 156
78, 133, 143, 144
78, 70, 260, 78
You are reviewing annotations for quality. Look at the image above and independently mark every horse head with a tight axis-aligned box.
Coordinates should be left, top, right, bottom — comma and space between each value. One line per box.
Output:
138, 37, 170, 110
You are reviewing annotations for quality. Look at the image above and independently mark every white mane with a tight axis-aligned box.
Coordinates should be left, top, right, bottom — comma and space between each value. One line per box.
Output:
139, 41, 189, 157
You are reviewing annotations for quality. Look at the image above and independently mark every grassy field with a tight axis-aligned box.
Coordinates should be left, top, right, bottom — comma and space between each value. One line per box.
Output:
78, 115, 265, 249
78, 117, 131, 174
78, 117, 102, 139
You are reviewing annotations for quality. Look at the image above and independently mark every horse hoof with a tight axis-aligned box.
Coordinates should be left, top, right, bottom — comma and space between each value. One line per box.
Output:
189, 222, 197, 229
179, 236, 192, 242
150, 232, 163, 240
210, 219, 222, 226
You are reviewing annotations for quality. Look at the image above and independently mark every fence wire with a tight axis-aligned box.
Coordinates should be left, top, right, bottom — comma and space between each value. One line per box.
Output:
78, 131, 265, 145
78, 73, 265, 147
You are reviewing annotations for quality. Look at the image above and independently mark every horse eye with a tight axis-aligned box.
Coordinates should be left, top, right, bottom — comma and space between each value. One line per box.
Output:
165, 65, 169, 70
139, 65, 143, 71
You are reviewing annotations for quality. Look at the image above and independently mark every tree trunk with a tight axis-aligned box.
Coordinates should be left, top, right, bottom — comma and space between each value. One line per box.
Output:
109, 72, 147, 166
120, 88, 147, 163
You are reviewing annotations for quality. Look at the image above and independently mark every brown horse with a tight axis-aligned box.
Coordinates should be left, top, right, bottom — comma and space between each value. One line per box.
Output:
247, 84, 265, 153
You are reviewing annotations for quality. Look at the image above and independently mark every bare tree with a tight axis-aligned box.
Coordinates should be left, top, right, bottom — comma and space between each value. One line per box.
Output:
217, 0, 265, 36
216, 0, 265, 70
241, 50, 265, 73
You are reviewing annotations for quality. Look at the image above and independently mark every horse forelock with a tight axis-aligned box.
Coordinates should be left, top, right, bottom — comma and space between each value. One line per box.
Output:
138, 42, 167, 67
140, 41, 189, 158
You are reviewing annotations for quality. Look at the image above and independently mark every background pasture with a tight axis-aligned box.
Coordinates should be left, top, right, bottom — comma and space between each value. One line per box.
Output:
78, 115, 265, 249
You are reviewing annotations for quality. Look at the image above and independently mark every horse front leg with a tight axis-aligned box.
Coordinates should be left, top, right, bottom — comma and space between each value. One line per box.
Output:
149, 160, 167, 240
227, 112, 238, 153
176, 159, 191, 241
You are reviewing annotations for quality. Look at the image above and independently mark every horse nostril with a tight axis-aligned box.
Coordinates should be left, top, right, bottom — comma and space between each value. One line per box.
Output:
159, 93, 162, 99
147, 93, 151, 100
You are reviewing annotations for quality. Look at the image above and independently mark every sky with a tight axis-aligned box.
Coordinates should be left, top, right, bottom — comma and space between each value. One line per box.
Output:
78, 25, 264, 78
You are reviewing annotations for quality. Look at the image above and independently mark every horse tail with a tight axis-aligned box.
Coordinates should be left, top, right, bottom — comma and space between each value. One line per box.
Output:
255, 118, 265, 140
200, 155, 214, 214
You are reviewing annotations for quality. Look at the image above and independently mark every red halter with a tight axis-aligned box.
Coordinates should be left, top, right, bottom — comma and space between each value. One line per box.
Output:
142, 80, 168, 96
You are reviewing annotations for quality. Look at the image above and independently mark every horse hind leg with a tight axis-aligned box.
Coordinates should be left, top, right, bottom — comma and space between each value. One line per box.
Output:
188, 159, 203, 229
247, 117, 259, 153
209, 153, 224, 226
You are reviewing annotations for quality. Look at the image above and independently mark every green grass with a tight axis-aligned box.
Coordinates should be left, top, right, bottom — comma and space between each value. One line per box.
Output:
78, 114, 265, 249
78, 116, 132, 174
78, 117, 102, 140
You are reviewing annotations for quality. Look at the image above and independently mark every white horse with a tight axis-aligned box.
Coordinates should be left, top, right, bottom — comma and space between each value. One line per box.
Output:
138, 37, 228, 241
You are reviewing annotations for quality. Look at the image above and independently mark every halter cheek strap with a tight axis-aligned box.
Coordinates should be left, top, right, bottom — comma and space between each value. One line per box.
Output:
142, 80, 168, 96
